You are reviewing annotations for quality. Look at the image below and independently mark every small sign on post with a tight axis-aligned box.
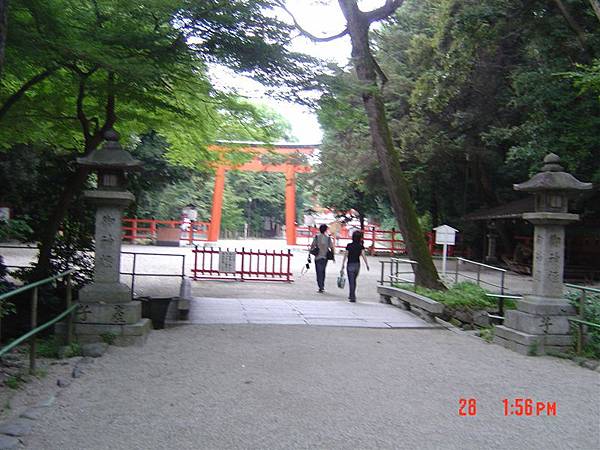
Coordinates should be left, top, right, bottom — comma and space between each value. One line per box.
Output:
433, 224, 458, 277
219, 251, 237, 273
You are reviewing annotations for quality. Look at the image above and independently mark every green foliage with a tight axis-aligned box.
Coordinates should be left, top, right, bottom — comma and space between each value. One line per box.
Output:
317, 0, 600, 234
415, 282, 495, 309
479, 327, 494, 343
36, 336, 80, 359
5, 375, 23, 390
424, 282, 495, 309
567, 289, 600, 359
394, 280, 495, 309
100, 332, 117, 345
0, 218, 32, 242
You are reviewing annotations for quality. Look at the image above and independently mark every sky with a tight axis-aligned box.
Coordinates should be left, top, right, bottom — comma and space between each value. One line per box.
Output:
209, 1, 387, 145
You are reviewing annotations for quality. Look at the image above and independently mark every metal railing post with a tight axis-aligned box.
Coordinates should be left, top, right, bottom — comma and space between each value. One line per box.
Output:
370, 226, 376, 255
455, 258, 459, 284
66, 274, 73, 346
379, 261, 384, 285
577, 290, 586, 355
29, 287, 38, 375
500, 271, 505, 296
476, 264, 481, 286
131, 253, 137, 300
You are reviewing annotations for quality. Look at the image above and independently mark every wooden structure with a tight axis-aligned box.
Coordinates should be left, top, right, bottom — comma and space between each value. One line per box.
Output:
208, 142, 316, 245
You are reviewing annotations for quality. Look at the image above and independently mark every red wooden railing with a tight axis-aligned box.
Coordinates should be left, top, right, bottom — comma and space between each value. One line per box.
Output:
296, 226, 455, 256
191, 246, 293, 282
122, 218, 211, 245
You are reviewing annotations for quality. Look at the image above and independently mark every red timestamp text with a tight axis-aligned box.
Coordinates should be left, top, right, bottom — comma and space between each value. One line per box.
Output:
458, 398, 557, 417
502, 398, 557, 416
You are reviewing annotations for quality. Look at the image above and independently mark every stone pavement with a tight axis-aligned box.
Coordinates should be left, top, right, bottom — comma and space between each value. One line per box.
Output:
189, 297, 436, 328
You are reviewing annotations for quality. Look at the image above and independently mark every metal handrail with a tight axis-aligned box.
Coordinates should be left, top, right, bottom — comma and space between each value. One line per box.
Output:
379, 258, 418, 290
565, 284, 600, 354
454, 257, 507, 295
0, 304, 78, 357
565, 284, 600, 294
456, 257, 507, 273
121, 251, 186, 299
0, 268, 76, 301
0, 268, 76, 374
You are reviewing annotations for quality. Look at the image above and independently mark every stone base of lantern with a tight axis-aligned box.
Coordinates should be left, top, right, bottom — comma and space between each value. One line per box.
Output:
79, 281, 132, 304
493, 296, 576, 355
56, 318, 151, 347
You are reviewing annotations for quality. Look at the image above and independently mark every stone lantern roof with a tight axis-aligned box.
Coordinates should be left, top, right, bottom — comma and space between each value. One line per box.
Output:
514, 153, 592, 193
77, 129, 142, 171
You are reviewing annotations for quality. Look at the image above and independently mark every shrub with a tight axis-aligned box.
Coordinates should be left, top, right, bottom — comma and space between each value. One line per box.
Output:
567, 288, 600, 359
416, 282, 495, 310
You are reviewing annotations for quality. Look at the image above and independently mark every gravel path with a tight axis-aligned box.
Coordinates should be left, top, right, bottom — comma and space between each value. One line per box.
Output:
25, 325, 599, 450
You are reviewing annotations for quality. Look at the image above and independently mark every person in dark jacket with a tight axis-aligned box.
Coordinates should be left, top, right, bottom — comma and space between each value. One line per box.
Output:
310, 224, 335, 293
340, 231, 369, 302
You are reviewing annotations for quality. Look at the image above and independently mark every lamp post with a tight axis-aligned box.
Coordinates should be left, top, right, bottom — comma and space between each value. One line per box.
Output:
494, 153, 591, 355
73, 129, 151, 346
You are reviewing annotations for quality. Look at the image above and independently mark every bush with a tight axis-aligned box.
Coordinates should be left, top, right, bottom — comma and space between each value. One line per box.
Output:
416, 282, 495, 310
567, 288, 600, 359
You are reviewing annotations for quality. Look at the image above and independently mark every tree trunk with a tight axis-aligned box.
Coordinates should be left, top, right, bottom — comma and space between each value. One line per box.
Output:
34, 72, 116, 280
0, 0, 7, 75
338, 0, 443, 289
33, 167, 89, 279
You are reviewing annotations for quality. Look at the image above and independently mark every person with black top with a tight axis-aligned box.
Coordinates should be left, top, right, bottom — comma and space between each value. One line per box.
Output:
310, 224, 335, 293
340, 231, 369, 302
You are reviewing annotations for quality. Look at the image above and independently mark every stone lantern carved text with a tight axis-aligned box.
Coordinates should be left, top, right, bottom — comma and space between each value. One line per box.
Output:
102, 214, 116, 225
112, 305, 127, 324
77, 304, 92, 322
99, 255, 115, 268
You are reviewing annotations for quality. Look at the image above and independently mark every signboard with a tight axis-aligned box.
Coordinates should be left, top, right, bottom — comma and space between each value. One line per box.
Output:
219, 251, 237, 273
434, 224, 458, 245
0, 207, 9, 223
433, 224, 459, 277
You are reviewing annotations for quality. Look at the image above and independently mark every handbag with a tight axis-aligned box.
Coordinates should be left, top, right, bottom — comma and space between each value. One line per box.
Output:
326, 236, 334, 260
337, 270, 346, 289
310, 246, 319, 256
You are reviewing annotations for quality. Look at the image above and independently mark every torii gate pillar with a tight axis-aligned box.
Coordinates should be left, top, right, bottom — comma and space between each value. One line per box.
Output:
208, 166, 226, 242
285, 166, 297, 246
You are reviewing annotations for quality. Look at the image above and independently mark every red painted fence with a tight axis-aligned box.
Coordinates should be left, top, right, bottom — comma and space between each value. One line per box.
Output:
191, 246, 293, 282
296, 226, 454, 257
122, 218, 210, 244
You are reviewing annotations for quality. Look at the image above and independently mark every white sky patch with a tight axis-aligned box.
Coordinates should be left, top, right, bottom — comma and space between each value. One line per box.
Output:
209, 1, 388, 144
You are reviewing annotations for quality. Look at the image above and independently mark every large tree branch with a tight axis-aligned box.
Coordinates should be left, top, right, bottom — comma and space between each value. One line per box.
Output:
279, 3, 348, 42
76, 74, 92, 144
365, 0, 405, 24
552, 0, 589, 52
0, 66, 58, 121
589, 0, 600, 24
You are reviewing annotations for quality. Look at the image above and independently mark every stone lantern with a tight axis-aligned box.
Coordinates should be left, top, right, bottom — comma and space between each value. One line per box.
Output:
74, 129, 151, 345
494, 153, 592, 355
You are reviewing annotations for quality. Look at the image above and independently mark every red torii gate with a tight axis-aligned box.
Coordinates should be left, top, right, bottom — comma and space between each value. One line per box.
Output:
207, 142, 317, 245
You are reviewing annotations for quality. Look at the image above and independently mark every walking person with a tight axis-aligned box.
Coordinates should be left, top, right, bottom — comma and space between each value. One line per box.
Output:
340, 231, 370, 302
310, 224, 335, 293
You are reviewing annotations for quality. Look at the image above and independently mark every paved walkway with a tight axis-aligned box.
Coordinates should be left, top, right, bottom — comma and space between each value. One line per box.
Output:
189, 297, 436, 328
25, 325, 600, 450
